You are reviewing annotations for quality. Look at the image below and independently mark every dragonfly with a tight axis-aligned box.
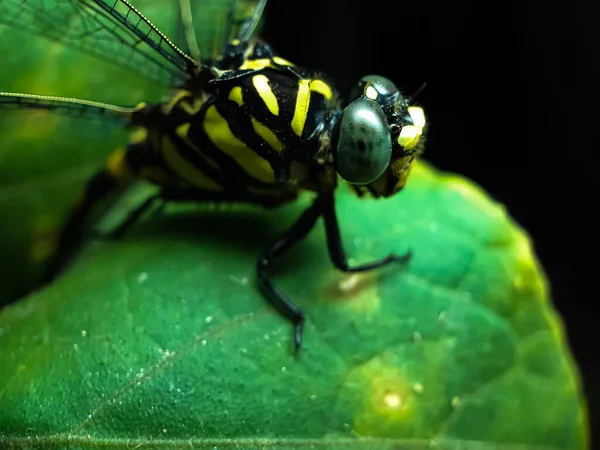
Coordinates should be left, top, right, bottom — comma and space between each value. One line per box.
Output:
0, 0, 427, 352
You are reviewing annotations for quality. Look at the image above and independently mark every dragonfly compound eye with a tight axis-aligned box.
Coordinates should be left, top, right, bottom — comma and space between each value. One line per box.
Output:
348, 74, 401, 112
332, 97, 392, 185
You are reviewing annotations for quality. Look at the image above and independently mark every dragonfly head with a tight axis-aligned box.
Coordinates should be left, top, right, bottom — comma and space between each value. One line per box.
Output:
331, 75, 427, 198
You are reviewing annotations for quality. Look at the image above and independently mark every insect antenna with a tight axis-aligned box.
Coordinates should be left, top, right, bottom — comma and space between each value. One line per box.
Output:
407, 82, 428, 103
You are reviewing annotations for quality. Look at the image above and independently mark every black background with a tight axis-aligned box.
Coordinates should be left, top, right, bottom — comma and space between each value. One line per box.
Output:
263, 0, 598, 443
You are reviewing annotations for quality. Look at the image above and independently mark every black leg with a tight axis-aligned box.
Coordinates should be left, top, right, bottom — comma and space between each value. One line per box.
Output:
37, 169, 120, 288
257, 200, 322, 353
105, 193, 163, 240
319, 192, 412, 272
101, 187, 293, 240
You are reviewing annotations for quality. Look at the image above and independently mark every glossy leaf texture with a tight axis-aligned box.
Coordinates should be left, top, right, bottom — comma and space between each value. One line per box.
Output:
0, 162, 589, 449
0, 1, 185, 303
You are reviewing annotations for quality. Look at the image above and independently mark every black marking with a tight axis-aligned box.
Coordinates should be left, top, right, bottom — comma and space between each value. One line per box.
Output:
185, 100, 275, 189
165, 127, 232, 189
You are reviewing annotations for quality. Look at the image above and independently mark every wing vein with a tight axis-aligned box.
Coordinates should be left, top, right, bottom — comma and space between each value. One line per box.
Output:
0, 0, 196, 87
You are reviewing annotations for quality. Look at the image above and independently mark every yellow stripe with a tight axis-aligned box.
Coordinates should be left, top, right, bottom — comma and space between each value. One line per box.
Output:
253, 74, 279, 116
175, 122, 190, 139
251, 117, 284, 152
239, 57, 295, 71
163, 90, 191, 115
273, 56, 293, 66
204, 105, 275, 183
176, 123, 221, 170
161, 135, 223, 191
106, 147, 133, 182
239, 58, 271, 71
310, 79, 333, 100
228, 86, 244, 106
292, 80, 311, 137
180, 101, 199, 115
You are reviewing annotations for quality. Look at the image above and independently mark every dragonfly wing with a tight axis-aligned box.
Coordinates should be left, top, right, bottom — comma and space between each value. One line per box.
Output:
0, 0, 195, 87
0, 92, 136, 125
172, 0, 268, 64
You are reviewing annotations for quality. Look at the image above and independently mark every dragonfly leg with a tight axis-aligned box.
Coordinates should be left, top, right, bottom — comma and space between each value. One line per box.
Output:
319, 192, 412, 272
104, 193, 163, 240
37, 146, 138, 288
104, 186, 297, 240
39, 170, 123, 287
257, 199, 322, 353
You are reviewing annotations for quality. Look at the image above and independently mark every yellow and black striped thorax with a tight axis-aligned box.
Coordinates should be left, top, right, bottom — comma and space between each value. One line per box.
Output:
156, 49, 338, 194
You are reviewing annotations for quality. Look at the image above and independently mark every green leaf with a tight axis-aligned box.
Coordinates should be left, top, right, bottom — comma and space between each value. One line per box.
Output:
0, 162, 588, 449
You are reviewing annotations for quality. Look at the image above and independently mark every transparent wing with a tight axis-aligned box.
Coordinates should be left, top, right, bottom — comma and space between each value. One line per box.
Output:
0, 92, 135, 125
175, 0, 268, 64
0, 0, 196, 87
233, 0, 267, 43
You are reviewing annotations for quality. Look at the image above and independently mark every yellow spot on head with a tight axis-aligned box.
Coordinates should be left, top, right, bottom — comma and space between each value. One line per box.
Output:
252, 74, 279, 116
397, 125, 422, 150
365, 85, 378, 100
398, 107, 426, 150
408, 106, 426, 127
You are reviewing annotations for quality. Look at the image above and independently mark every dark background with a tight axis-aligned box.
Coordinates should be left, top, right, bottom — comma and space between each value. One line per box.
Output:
263, 0, 598, 443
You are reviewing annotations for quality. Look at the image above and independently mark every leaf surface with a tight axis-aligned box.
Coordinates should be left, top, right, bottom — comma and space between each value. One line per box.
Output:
0, 162, 588, 449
